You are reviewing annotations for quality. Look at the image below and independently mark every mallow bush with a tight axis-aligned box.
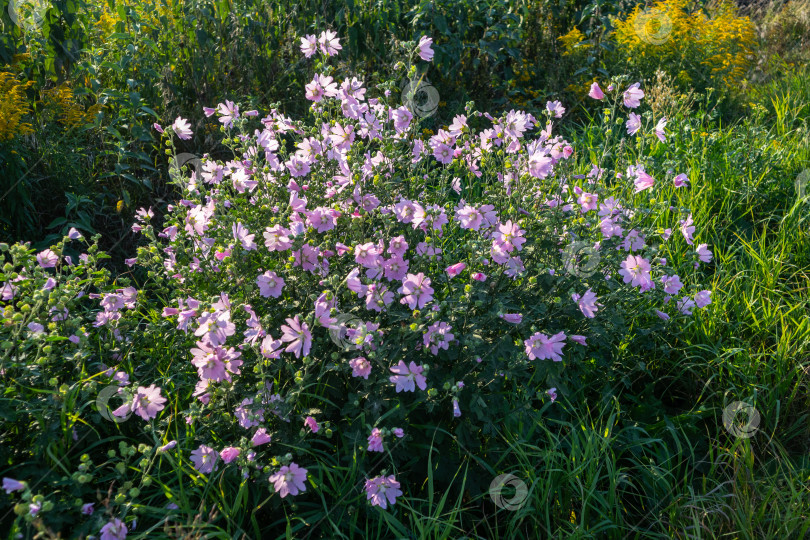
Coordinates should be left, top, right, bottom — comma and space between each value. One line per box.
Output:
1, 31, 713, 537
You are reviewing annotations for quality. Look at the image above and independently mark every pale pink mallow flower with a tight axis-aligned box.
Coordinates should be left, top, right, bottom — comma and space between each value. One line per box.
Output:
654, 117, 667, 142
113, 385, 167, 421
299, 34, 318, 58
623, 82, 644, 108
546, 388, 558, 402
100, 518, 128, 540
445, 262, 467, 278
696, 244, 713, 263
389, 361, 427, 392
172, 117, 193, 140
318, 30, 342, 56
398, 273, 434, 310
452, 398, 461, 417
365, 475, 402, 509
680, 214, 695, 245
220, 447, 241, 464
673, 173, 689, 187
417, 36, 434, 61
634, 171, 655, 193
367, 428, 384, 452
661, 275, 684, 295
304, 416, 320, 433
571, 289, 600, 318
677, 297, 696, 315
569, 335, 588, 346
472, 272, 487, 282
3, 478, 25, 493
501, 313, 522, 324
546, 100, 565, 118
257, 271, 285, 298
269, 463, 308, 498
190, 445, 219, 474
232, 223, 256, 251
37, 249, 58, 268
626, 112, 642, 135
694, 290, 712, 309
349, 357, 372, 379
252, 428, 272, 446
588, 82, 605, 100
619, 255, 654, 291
81, 503, 94, 515
280, 316, 312, 358
524, 331, 567, 362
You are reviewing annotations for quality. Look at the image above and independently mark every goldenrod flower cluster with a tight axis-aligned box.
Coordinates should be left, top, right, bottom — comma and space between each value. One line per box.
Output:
613, 0, 756, 90
0, 71, 34, 142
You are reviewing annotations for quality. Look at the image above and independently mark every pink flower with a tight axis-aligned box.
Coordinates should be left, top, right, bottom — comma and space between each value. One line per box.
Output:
2, 478, 25, 493
349, 357, 372, 379
398, 273, 434, 310
158, 441, 177, 452
280, 315, 312, 358
626, 112, 642, 135
623, 82, 644, 108
588, 82, 605, 100
694, 290, 712, 308
220, 447, 241, 464
472, 272, 487, 282
257, 271, 285, 298
190, 445, 219, 474
263, 225, 292, 251
445, 262, 466, 277
654, 117, 667, 142
100, 518, 128, 540
452, 398, 461, 417
304, 416, 320, 433
299, 34, 318, 57
569, 335, 587, 346
634, 171, 655, 193
696, 244, 713, 263
269, 462, 308, 498
524, 331, 567, 362
252, 428, 272, 446
392, 428, 404, 438
572, 289, 600, 318
655, 309, 671, 321
389, 361, 427, 392
423, 321, 454, 355
501, 313, 522, 324
81, 503, 94, 515
128, 384, 167, 421
392, 106, 414, 133
661, 274, 684, 295
232, 222, 256, 251
365, 475, 403, 509
546, 387, 558, 402
367, 428, 384, 452
318, 30, 342, 56
673, 173, 689, 187
546, 100, 565, 118
619, 255, 654, 291
37, 249, 58, 268
677, 296, 696, 315
680, 214, 695, 245
172, 117, 193, 140
216, 100, 240, 128
417, 36, 434, 61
